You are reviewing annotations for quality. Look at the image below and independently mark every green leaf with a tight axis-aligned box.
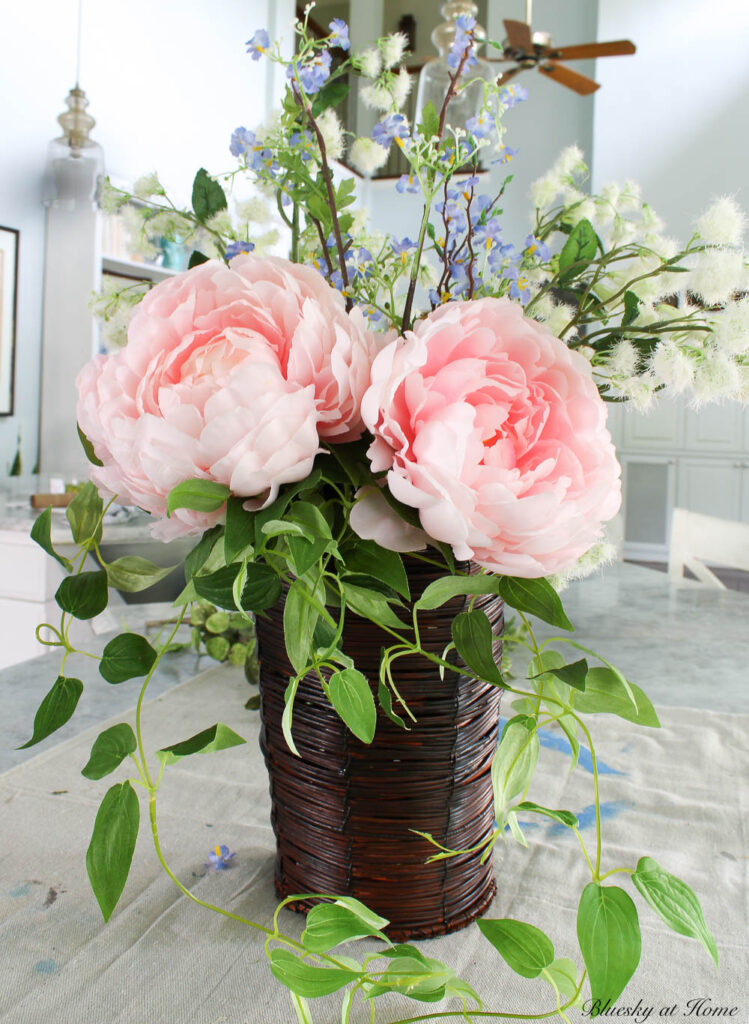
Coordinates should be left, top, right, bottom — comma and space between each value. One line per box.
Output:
282, 676, 302, 756
31, 506, 72, 571
166, 478, 230, 516
105, 555, 177, 593
284, 579, 320, 675
331, 897, 389, 932
418, 100, 440, 139
415, 574, 498, 611
224, 496, 254, 563
547, 658, 588, 692
184, 525, 223, 581
156, 722, 245, 766
253, 469, 323, 547
558, 218, 598, 285
515, 801, 578, 829
18, 676, 83, 748
577, 883, 641, 1013
377, 678, 406, 729
311, 79, 350, 117
99, 633, 157, 684
269, 949, 361, 998
341, 581, 407, 630
632, 856, 718, 966
328, 668, 377, 744
491, 716, 539, 823
622, 290, 640, 327
302, 902, 388, 953
191, 167, 227, 221
288, 501, 334, 576
66, 482, 104, 545
575, 667, 660, 727
451, 610, 503, 686
77, 423, 104, 466
81, 723, 137, 780
342, 540, 409, 600
86, 781, 140, 921
476, 918, 555, 979
497, 577, 573, 631
205, 635, 230, 660
205, 611, 230, 633
193, 562, 281, 612
188, 250, 209, 269
541, 958, 581, 1003
55, 570, 108, 619
364, 956, 449, 1001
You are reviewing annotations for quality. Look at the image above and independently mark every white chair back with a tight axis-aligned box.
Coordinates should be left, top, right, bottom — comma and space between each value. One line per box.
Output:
668, 508, 749, 588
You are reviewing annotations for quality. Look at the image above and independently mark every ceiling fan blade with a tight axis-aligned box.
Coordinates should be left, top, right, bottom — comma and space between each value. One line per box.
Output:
538, 60, 600, 95
551, 39, 636, 60
503, 19, 534, 51
497, 66, 525, 86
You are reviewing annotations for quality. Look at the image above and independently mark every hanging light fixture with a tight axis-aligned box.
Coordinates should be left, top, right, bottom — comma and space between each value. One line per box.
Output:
43, 0, 104, 207
414, 0, 496, 132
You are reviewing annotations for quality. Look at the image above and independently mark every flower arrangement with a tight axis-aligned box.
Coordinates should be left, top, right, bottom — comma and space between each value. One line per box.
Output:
24, 7, 745, 1022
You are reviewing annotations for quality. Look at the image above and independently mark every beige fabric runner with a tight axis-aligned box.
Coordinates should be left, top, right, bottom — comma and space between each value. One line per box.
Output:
0, 664, 746, 1024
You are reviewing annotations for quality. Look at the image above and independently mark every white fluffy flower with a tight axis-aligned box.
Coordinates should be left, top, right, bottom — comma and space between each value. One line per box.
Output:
350, 206, 370, 236
688, 248, 745, 306
618, 180, 642, 213
358, 47, 382, 78
608, 338, 640, 377
649, 340, 696, 394
235, 195, 274, 224
710, 296, 749, 355
381, 31, 408, 68
361, 80, 393, 111
554, 145, 587, 179
317, 109, 344, 160
550, 541, 617, 591
691, 348, 742, 404
696, 196, 746, 246
349, 137, 389, 176
534, 295, 576, 336
390, 67, 413, 109
618, 374, 656, 411
530, 174, 562, 210
641, 203, 665, 234
133, 172, 163, 199
99, 180, 127, 214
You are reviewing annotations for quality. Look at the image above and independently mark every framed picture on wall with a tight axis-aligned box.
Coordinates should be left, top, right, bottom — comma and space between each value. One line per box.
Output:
0, 225, 19, 416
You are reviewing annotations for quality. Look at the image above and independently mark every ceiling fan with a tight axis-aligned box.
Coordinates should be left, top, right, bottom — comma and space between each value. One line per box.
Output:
493, 1, 636, 95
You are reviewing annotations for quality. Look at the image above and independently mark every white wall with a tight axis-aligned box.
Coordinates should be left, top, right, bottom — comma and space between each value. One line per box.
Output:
0, 0, 293, 474
593, 0, 749, 239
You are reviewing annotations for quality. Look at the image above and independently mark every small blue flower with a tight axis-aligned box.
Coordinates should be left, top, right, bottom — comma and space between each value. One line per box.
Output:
475, 217, 503, 250
504, 265, 531, 302
329, 18, 350, 51
524, 234, 551, 261
500, 83, 529, 109
372, 113, 409, 148
396, 173, 419, 194
447, 14, 478, 72
290, 50, 332, 94
246, 29, 270, 61
225, 241, 255, 261
493, 145, 518, 165
206, 844, 236, 870
465, 111, 496, 139
391, 236, 416, 265
230, 127, 256, 158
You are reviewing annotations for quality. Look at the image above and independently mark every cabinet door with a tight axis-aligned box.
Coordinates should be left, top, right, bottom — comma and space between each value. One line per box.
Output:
683, 402, 743, 452
621, 457, 674, 548
742, 465, 749, 524
676, 459, 742, 521
622, 398, 683, 450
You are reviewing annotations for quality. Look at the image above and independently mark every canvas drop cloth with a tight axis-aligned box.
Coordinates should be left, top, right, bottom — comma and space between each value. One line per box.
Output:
0, 665, 746, 1024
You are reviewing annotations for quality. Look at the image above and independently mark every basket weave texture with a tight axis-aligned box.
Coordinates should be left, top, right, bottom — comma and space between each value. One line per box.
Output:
257, 558, 503, 940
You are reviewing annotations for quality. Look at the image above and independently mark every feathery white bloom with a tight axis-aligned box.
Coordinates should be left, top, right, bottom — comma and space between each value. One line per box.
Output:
358, 47, 382, 78
696, 196, 746, 246
618, 180, 642, 213
419, 260, 439, 287
361, 80, 393, 111
205, 210, 232, 236
641, 203, 665, 234
649, 340, 696, 395
608, 338, 640, 377
235, 195, 274, 224
542, 298, 576, 336
554, 145, 587, 179
688, 248, 745, 306
530, 174, 562, 210
381, 32, 408, 68
618, 374, 656, 411
710, 296, 749, 355
133, 172, 163, 200
350, 206, 370, 235
391, 67, 413, 109
99, 180, 127, 214
349, 137, 389, 176
550, 541, 618, 591
691, 348, 742, 404
317, 109, 344, 160
611, 215, 638, 245
598, 182, 621, 210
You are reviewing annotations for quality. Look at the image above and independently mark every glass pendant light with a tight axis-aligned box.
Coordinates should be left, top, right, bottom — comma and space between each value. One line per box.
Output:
414, 0, 496, 132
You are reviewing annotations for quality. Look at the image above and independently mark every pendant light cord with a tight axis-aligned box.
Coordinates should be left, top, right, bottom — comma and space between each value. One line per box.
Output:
75, 0, 83, 87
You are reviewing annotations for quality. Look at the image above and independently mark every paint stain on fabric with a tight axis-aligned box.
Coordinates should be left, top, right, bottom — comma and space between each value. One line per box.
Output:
43, 887, 61, 908
537, 728, 625, 776
9, 883, 31, 898
33, 960, 56, 975
548, 800, 631, 836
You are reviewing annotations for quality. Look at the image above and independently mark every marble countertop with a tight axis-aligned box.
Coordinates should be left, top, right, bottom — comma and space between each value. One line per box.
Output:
0, 503, 156, 543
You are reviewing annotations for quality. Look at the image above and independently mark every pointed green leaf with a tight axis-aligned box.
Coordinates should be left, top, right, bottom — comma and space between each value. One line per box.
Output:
77, 423, 104, 466
284, 579, 320, 674
55, 570, 108, 619
156, 722, 245, 765
451, 609, 503, 685
253, 469, 323, 547
491, 716, 539, 822
100, 633, 157, 684
497, 577, 573, 631
558, 218, 599, 285
632, 856, 717, 966
302, 902, 388, 953
377, 678, 406, 729
188, 250, 209, 269
30, 506, 72, 571
81, 723, 137, 780
547, 658, 588, 691
191, 167, 227, 221
86, 781, 140, 921
66, 482, 103, 544
515, 801, 578, 829
575, 667, 660, 727
193, 562, 281, 612
18, 676, 83, 748
269, 949, 361, 998
311, 79, 350, 117
342, 539, 410, 599
105, 555, 177, 593
166, 478, 230, 516
577, 883, 641, 1013
415, 574, 498, 611
541, 958, 581, 1003
418, 100, 440, 139
328, 668, 377, 744
184, 525, 223, 580
341, 581, 408, 629
224, 496, 254, 563
477, 918, 555, 978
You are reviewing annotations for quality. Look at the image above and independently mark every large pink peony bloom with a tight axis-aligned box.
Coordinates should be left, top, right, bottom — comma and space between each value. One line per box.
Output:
358, 298, 622, 577
77, 256, 378, 539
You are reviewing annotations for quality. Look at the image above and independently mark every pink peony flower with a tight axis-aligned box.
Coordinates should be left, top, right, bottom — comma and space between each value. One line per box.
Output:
358, 298, 622, 577
76, 256, 378, 539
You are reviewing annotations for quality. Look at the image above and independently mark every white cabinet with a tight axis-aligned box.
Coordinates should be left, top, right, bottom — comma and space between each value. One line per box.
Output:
620, 456, 676, 556
622, 399, 683, 450
676, 459, 743, 522
683, 403, 744, 452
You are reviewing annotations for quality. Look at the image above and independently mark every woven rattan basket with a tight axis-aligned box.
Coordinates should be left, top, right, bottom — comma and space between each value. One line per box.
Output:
257, 558, 503, 940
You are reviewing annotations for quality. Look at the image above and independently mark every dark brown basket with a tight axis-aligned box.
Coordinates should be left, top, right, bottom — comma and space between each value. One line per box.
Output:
257, 557, 503, 940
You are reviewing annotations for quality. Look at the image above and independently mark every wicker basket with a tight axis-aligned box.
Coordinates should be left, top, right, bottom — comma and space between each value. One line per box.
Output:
257, 558, 503, 940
